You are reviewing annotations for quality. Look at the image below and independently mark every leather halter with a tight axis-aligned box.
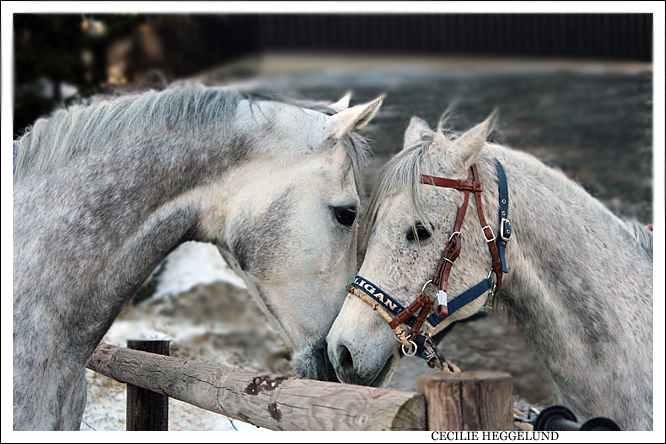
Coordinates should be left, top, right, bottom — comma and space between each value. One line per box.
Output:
420, 163, 505, 318
347, 160, 511, 368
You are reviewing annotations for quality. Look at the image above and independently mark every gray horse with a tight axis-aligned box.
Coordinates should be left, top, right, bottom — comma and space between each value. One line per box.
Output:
13, 84, 383, 430
327, 113, 653, 430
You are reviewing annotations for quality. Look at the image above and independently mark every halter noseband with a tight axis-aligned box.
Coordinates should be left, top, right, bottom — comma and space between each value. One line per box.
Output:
346, 159, 511, 369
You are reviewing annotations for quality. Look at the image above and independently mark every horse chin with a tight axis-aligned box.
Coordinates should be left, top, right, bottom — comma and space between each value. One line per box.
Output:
368, 354, 399, 387
291, 341, 339, 383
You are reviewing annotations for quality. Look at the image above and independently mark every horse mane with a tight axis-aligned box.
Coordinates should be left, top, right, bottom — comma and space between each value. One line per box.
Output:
13, 83, 370, 192
625, 220, 653, 255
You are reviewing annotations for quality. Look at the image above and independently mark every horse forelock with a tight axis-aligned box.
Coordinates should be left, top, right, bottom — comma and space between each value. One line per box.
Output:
359, 128, 458, 252
12, 82, 368, 185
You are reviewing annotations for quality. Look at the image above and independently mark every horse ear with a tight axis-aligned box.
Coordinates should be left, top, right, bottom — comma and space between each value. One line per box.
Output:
330, 91, 353, 112
403, 116, 431, 150
446, 109, 498, 173
327, 95, 384, 139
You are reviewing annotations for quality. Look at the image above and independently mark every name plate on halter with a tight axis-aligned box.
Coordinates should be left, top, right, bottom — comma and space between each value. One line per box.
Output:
350, 276, 400, 314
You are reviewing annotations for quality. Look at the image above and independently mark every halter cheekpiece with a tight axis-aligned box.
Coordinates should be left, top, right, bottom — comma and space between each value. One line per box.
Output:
346, 159, 511, 370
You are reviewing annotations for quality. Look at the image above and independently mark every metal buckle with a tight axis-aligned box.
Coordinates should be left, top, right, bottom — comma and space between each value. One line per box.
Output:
436, 290, 447, 307
482, 225, 496, 243
422, 281, 447, 307
422, 280, 442, 301
500, 218, 512, 242
487, 269, 498, 293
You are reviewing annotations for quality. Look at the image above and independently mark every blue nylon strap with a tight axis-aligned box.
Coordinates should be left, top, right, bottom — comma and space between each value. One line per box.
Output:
350, 275, 492, 330
351, 275, 493, 360
426, 277, 494, 327
448, 276, 494, 314
416, 278, 493, 358
430, 311, 489, 345
495, 160, 510, 273
413, 334, 430, 360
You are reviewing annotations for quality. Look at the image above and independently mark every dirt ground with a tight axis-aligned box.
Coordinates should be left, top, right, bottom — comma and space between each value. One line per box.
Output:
83, 61, 652, 430
83, 280, 288, 431
82, 278, 547, 430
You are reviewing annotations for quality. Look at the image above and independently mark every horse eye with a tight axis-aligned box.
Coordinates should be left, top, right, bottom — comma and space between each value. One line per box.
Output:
406, 223, 431, 242
334, 208, 356, 226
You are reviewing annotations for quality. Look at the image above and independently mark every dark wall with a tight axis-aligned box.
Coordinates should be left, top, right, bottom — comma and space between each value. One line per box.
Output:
13, 13, 653, 136
255, 14, 652, 61
137, 15, 261, 81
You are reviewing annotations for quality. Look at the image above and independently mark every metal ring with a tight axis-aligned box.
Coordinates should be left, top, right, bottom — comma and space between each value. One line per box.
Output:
421, 280, 433, 294
448, 231, 461, 242
402, 340, 418, 356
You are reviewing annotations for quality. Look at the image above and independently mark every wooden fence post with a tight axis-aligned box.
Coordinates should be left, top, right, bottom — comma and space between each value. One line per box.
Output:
417, 371, 513, 431
126, 340, 170, 431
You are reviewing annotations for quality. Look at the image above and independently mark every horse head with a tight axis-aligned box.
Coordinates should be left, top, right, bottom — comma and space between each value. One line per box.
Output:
12, 86, 383, 429
204, 92, 384, 381
326, 112, 499, 386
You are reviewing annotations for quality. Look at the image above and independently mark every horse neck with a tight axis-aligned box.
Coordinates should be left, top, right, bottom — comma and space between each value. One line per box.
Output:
14, 124, 251, 355
486, 148, 652, 421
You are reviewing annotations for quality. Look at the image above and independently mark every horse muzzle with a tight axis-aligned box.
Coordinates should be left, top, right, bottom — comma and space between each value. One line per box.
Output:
291, 339, 339, 382
326, 294, 401, 387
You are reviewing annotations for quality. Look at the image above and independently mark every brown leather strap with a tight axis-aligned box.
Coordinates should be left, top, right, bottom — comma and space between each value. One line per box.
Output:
470, 165, 504, 293
430, 169, 473, 292
388, 294, 429, 329
420, 164, 505, 315
421, 175, 483, 192
410, 297, 435, 337
434, 236, 461, 288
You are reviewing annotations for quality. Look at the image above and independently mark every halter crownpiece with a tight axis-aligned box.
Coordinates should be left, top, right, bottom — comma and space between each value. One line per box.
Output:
348, 159, 511, 369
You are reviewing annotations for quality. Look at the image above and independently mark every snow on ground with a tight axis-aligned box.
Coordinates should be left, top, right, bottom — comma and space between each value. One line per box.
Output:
152, 242, 247, 299
82, 368, 263, 431
82, 242, 286, 431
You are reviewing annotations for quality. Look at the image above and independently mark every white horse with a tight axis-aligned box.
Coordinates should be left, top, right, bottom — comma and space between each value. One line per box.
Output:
13, 84, 383, 430
326, 112, 653, 430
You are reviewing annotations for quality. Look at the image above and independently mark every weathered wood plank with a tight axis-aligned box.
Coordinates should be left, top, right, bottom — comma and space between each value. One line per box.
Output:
126, 340, 170, 431
87, 342, 425, 431
417, 372, 513, 431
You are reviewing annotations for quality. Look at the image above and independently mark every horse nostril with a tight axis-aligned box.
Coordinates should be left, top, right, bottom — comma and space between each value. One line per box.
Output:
338, 344, 354, 371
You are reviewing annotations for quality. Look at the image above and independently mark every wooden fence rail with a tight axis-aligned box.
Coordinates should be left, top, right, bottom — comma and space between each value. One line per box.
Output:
87, 342, 513, 431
